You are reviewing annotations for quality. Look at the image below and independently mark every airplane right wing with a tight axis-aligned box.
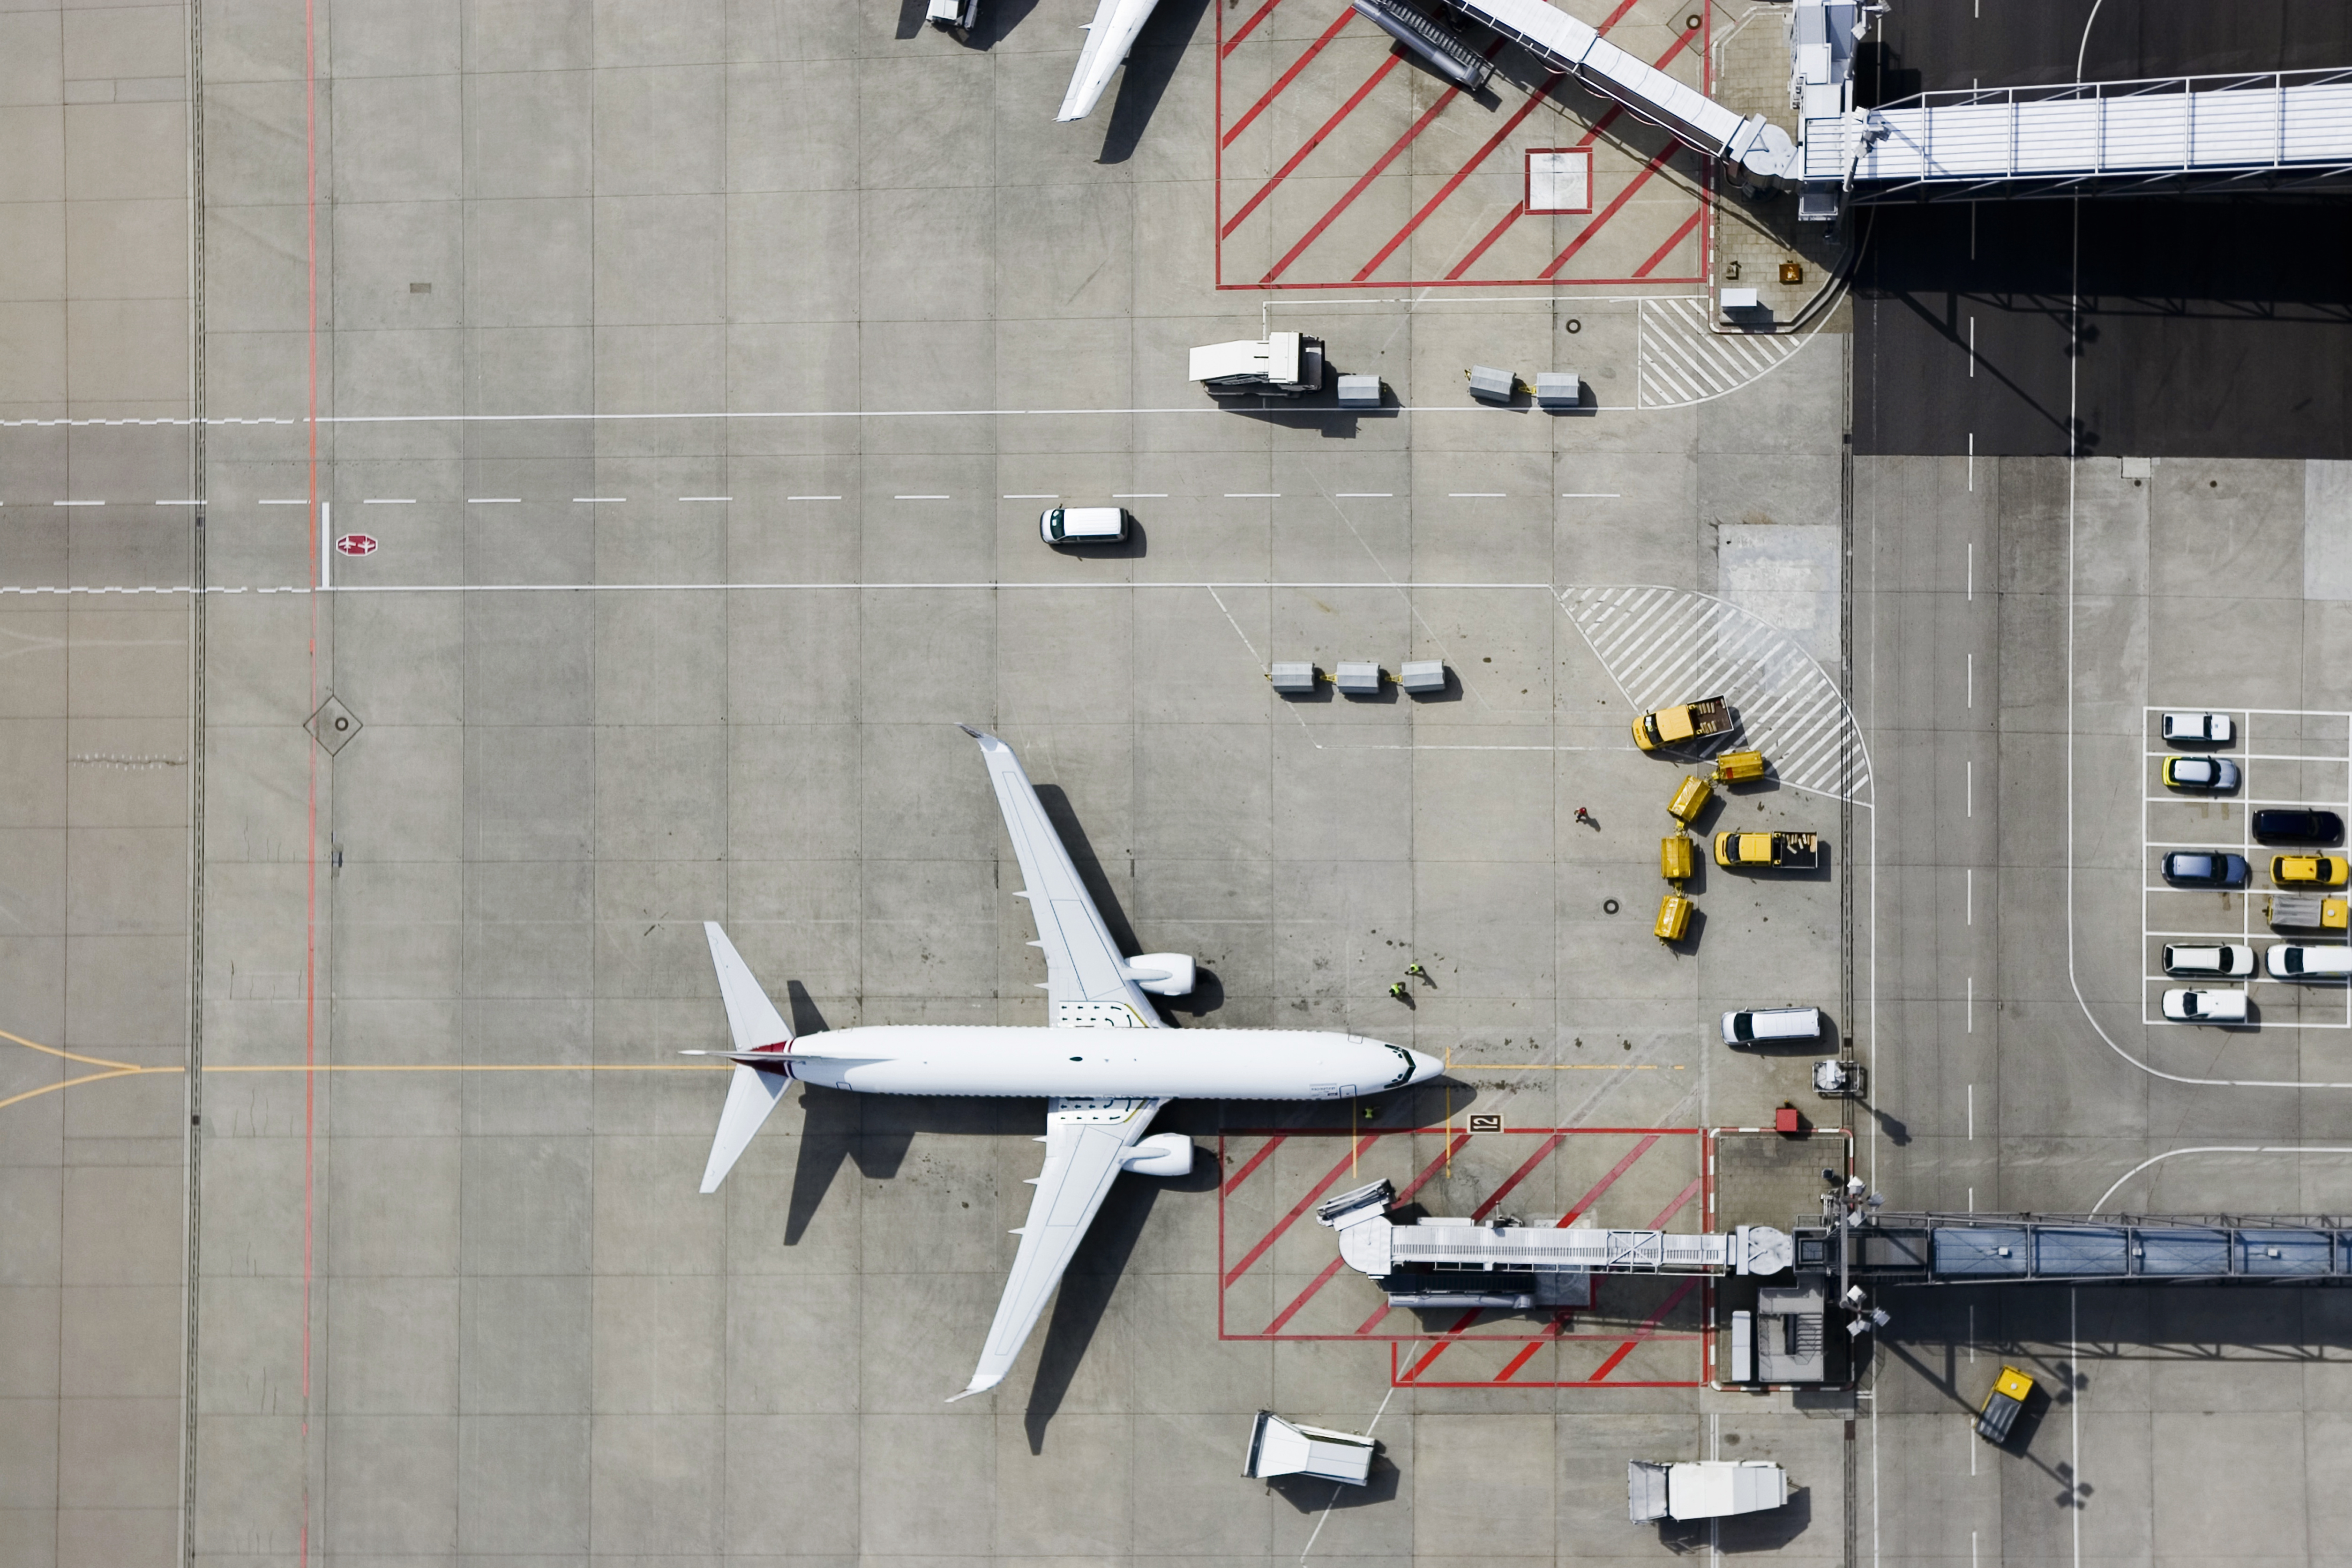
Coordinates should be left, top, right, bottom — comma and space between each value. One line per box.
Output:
1056, 0, 1162, 122
960, 726, 1167, 1027
950, 1096, 1168, 1400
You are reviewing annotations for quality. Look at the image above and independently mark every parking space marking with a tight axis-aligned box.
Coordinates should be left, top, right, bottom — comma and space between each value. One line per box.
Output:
1562, 584, 1871, 802
2142, 705, 2352, 1027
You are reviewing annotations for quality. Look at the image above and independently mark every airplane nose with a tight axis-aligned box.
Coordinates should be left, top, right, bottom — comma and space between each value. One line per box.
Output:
1409, 1049, 1444, 1083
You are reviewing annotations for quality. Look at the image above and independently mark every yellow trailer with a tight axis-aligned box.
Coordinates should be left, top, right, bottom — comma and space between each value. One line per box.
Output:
1654, 892, 1693, 942
1667, 776, 1714, 825
1660, 833, 1695, 883
1711, 749, 1767, 785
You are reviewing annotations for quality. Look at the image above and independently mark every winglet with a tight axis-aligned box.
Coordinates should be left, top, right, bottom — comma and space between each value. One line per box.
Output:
945, 1374, 1000, 1404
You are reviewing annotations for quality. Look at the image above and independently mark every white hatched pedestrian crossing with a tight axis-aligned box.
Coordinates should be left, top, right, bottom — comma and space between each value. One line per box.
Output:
1636, 297, 1809, 410
1560, 584, 1871, 803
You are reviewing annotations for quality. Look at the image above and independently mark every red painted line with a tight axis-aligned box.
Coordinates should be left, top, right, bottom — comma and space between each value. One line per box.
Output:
1266, 1131, 1473, 1334
1223, 4, 1354, 150
1223, 1132, 1287, 1195
1222, 1134, 1380, 1288
1269, 75, 1469, 280
1222, 0, 1290, 57
1469, 1132, 1566, 1220
1632, 201, 1704, 277
1558, 1133, 1661, 1226
1223, 53, 1403, 242
1445, 201, 1527, 281
1348, 69, 1561, 282
1647, 1175, 1704, 1230
1539, 138, 1680, 279
1397, 1307, 1486, 1382
1267, 1257, 1352, 1336
1491, 1310, 1573, 1382
1588, 1276, 1700, 1382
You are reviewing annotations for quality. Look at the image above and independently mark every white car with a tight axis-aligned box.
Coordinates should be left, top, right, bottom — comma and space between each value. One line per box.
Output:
1720, 1007, 1823, 1045
2161, 712, 2235, 745
2161, 987, 2249, 1023
1040, 506, 1129, 545
2163, 943, 2255, 977
2265, 945, 2352, 980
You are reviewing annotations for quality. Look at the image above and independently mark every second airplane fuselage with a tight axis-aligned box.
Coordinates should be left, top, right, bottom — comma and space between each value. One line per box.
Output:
772, 1025, 1439, 1100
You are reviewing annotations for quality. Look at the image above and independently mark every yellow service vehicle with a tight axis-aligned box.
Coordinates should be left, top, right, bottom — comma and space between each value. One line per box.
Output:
1654, 892, 1693, 942
1660, 833, 1695, 883
1714, 830, 1822, 870
2272, 853, 2351, 888
1633, 695, 1732, 752
1667, 775, 1715, 825
1974, 1366, 2035, 1445
2269, 892, 2351, 930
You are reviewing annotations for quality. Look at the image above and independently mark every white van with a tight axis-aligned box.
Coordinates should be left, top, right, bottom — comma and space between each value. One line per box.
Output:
1720, 1007, 1823, 1045
1041, 506, 1128, 545
2265, 945, 2352, 980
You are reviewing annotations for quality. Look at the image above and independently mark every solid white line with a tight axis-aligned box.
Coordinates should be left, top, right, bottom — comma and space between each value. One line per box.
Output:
468, 497, 521, 504
574, 497, 625, 503
258, 499, 308, 506
1560, 492, 1621, 497
1003, 494, 1056, 499
1333, 493, 1390, 498
895, 494, 950, 500
1967, 1084, 1973, 1140
1967, 975, 1973, 1033
681, 496, 731, 502
1967, 759, 1973, 817
1449, 493, 1505, 498
1225, 493, 1280, 498
1967, 651, 1973, 708
1112, 493, 1166, 499
53, 500, 103, 507
157, 500, 204, 506
1966, 867, 1973, 926
788, 495, 840, 501
361, 498, 413, 505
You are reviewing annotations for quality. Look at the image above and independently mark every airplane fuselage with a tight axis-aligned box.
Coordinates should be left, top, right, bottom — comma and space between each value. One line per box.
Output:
774, 1025, 1427, 1100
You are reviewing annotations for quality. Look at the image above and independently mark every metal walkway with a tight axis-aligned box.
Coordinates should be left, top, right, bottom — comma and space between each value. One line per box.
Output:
1811, 68, 2352, 202
1816, 1211, 2352, 1284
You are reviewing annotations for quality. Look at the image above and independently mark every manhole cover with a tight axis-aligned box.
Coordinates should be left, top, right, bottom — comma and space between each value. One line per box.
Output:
307, 694, 362, 755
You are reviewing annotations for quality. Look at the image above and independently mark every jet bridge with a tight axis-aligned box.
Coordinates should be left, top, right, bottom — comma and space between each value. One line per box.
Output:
1806, 1211, 2352, 1284
1813, 69, 2352, 205
1318, 1179, 1793, 1309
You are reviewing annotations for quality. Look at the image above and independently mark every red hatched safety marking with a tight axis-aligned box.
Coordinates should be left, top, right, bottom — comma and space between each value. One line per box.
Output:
1540, 136, 1682, 278
1341, 68, 1564, 284
1217, 0, 1707, 289
1222, 0, 1289, 57
1587, 1276, 1701, 1382
1221, 1134, 1380, 1289
1265, 1130, 1471, 1335
1223, 4, 1355, 151
1222, 1132, 1287, 1195
1222, 53, 1406, 241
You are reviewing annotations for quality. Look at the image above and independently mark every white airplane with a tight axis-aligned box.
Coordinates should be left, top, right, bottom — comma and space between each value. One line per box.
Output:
691, 725, 1442, 1400
1056, 0, 1165, 122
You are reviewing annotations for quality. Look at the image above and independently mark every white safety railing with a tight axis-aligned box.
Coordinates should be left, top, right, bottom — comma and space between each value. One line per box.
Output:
1805, 66, 2352, 194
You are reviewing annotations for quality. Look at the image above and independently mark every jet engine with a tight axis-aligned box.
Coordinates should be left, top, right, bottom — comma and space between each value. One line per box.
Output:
1123, 952, 1196, 997
1119, 1133, 1194, 1178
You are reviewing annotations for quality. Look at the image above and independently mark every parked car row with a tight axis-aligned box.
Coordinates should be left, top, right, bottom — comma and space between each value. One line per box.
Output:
2160, 851, 2352, 888
2163, 942, 2352, 979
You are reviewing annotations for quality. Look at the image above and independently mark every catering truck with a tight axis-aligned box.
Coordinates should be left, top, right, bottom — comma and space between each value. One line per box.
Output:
1633, 694, 1732, 752
1189, 332, 1326, 396
1627, 1460, 1790, 1523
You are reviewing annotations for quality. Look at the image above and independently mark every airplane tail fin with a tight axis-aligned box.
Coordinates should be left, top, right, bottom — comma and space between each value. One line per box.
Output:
699, 923, 794, 1193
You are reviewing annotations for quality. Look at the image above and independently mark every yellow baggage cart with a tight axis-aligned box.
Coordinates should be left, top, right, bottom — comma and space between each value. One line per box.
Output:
1654, 892, 1693, 942
1712, 749, 1766, 784
1667, 775, 1714, 825
1660, 833, 1695, 883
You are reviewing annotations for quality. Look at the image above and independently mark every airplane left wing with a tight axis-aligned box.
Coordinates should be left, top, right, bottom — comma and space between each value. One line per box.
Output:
959, 725, 1168, 1026
951, 1096, 1168, 1400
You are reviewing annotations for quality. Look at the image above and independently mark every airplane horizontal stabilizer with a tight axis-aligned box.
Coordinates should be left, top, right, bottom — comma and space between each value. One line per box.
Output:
705, 922, 793, 1053
701, 1060, 791, 1194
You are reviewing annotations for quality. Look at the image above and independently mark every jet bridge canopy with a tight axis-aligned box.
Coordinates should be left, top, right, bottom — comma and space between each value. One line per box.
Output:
1816, 69, 2352, 202
1819, 1212, 2352, 1284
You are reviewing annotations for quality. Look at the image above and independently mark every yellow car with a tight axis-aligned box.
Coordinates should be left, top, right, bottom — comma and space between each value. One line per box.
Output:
1975, 1365, 2035, 1445
2272, 854, 2351, 888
